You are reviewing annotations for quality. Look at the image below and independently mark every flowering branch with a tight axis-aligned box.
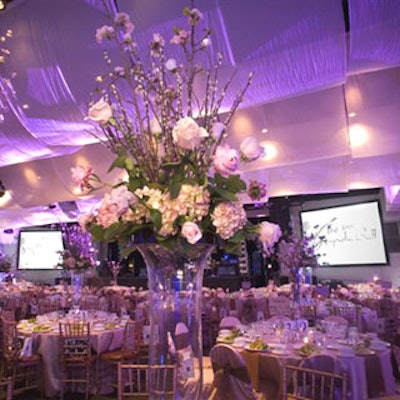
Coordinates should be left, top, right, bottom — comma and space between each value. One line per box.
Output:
76, 3, 270, 255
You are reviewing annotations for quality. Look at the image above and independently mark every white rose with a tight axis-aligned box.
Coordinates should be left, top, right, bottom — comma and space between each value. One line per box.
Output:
109, 186, 137, 215
86, 97, 113, 124
172, 116, 208, 150
259, 221, 281, 246
240, 137, 264, 162
181, 221, 203, 244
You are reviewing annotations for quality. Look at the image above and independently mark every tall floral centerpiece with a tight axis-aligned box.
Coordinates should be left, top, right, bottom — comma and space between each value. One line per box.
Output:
55, 224, 97, 306
276, 230, 323, 315
74, 4, 280, 398
0, 252, 12, 282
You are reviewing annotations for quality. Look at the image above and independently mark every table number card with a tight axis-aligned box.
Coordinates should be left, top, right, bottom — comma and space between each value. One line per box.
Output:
142, 325, 159, 344
178, 346, 195, 380
143, 325, 150, 345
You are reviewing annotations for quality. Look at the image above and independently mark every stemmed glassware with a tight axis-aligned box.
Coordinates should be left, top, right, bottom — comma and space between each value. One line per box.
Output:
108, 260, 122, 286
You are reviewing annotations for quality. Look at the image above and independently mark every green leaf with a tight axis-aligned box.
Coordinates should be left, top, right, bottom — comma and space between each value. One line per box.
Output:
103, 223, 124, 241
169, 182, 182, 199
124, 157, 134, 171
128, 177, 142, 192
150, 209, 162, 230
89, 225, 106, 242
212, 187, 237, 202
108, 150, 127, 172
155, 235, 176, 250
226, 175, 246, 192
214, 173, 246, 193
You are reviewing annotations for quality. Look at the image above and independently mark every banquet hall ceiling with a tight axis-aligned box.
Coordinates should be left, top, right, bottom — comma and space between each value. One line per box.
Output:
0, 0, 400, 232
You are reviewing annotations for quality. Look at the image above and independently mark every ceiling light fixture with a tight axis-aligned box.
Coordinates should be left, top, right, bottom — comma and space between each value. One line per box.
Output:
0, 180, 5, 197
0, 0, 13, 11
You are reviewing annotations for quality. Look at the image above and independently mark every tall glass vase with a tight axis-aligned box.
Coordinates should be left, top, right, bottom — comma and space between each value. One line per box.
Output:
135, 243, 214, 400
290, 268, 303, 319
70, 270, 83, 308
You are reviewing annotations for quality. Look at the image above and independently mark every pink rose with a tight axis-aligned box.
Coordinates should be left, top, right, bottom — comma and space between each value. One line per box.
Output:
86, 97, 113, 124
172, 117, 208, 150
213, 144, 239, 176
181, 222, 202, 244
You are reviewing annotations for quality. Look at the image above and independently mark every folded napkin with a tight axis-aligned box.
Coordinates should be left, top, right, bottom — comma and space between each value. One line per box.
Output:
20, 337, 33, 358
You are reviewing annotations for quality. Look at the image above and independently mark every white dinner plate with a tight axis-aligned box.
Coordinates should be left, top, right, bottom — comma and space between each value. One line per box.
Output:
244, 345, 269, 353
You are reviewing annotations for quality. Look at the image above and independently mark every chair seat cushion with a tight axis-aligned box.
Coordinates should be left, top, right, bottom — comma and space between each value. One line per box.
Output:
100, 349, 138, 362
19, 353, 42, 364
64, 354, 97, 364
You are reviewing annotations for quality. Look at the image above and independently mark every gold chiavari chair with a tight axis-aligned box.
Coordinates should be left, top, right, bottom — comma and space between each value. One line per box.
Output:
330, 305, 361, 328
59, 321, 97, 400
282, 363, 347, 400
0, 318, 43, 398
99, 320, 143, 390
117, 363, 177, 400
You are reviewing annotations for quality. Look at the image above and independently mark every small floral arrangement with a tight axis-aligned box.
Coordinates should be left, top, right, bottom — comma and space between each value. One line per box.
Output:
0, 252, 12, 273
55, 224, 97, 272
75, 4, 277, 256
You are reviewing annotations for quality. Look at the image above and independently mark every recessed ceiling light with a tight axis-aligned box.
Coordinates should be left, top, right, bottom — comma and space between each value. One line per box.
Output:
260, 141, 277, 160
348, 112, 357, 118
261, 128, 268, 134
349, 124, 368, 148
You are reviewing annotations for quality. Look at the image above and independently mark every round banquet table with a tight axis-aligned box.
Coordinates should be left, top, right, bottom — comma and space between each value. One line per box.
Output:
239, 340, 396, 400
17, 314, 125, 397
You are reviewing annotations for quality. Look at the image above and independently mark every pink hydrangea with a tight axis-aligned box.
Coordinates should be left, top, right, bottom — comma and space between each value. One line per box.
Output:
211, 202, 247, 240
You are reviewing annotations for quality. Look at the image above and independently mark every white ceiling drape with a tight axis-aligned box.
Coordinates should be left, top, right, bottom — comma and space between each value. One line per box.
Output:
0, 0, 400, 230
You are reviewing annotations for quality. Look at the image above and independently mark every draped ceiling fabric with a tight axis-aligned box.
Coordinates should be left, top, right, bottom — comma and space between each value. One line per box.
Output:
0, 0, 400, 233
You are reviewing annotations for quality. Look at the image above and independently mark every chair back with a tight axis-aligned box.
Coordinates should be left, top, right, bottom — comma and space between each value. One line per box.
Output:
122, 321, 137, 355
282, 363, 346, 400
219, 316, 241, 330
0, 311, 14, 322
0, 319, 22, 364
241, 298, 257, 324
0, 376, 12, 400
59, 322, 92, 361
268, 296, 291, 317
330, 305, 361, 328
209, 343, 257, 400
117, 363, 176, 399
